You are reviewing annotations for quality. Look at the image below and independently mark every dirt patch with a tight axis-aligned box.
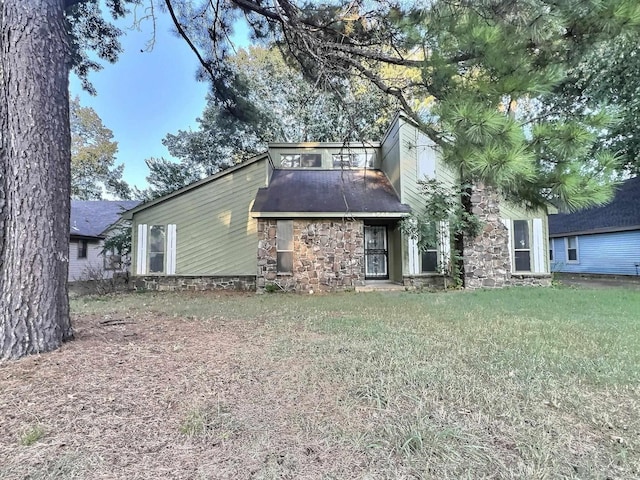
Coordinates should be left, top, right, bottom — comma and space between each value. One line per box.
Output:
0, 308, 356, 479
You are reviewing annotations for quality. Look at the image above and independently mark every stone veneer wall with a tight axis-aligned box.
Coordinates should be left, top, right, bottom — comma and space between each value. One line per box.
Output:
257, 219, 365, 292
463, 183, 512, 289
463, 183, 551, 289
402, 275, 448, 289
132, 275, 256, 292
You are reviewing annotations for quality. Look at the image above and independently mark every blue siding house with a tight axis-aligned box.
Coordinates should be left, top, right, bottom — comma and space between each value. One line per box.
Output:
548, 177, 640, 276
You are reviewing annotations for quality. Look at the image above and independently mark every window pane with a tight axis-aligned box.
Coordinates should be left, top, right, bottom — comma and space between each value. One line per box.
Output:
421, 251, 438, 272
78, 240, 87, 259
332, 153, 375, 168
300, 154, 321, 167
366, 253, 387, 276
277, 220, 293, 251
149, 252, 164, 273
281, 154, 301, 167
149, 225, 165, 252
568, 249, 577, 261
568, 236, 577, 249
351, 153, 374, 167
332, 154, 351, 168
148, 225, 166, 273
513, 220, 530, 249
277, 252, 293, 273
515, 251, 531, 272
365, 226, 386, 249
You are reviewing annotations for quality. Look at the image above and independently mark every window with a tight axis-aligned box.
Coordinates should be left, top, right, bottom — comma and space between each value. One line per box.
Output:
513, 220, 531, 272
148, 225, 166, 273
566, 236, 579, 262
136, 224, 176, 275
549, 239, 554, 262
418, 221, 439, 274
276, 220, 293, 274
77, 240, 88, 259
331, 152, 375, 169
280, 153, 321, 168
421, 249, 438, 273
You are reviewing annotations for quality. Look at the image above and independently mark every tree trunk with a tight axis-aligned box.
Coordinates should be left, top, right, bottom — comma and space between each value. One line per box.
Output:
1, 0, 73, 360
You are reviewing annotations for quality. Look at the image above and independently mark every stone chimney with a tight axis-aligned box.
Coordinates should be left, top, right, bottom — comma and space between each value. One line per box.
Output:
462, 183, 512, 288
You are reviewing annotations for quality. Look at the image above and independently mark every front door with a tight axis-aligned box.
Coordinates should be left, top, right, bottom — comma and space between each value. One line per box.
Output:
364, 225, 388, 279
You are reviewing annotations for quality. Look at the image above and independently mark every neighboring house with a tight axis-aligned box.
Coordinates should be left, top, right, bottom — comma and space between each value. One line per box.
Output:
124, 114, 551, 292
69, 200, 140, 282
549, 177, 640, 276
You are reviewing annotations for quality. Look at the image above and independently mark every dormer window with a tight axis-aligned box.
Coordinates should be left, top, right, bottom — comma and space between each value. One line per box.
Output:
332, 152, 374, 168
280, 153, 321, 168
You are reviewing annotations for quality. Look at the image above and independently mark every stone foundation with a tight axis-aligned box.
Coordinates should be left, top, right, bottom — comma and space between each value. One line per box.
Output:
403, 275, 449, 289
510, 273, 552, 287
257, 219, 365, 292
132, 275, 256, 292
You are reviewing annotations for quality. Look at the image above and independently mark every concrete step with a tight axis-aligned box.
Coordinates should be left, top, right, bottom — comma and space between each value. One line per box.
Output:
355, 282, 406, 292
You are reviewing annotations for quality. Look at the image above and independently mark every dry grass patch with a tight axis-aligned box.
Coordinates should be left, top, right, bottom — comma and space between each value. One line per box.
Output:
1, 288, 639, 479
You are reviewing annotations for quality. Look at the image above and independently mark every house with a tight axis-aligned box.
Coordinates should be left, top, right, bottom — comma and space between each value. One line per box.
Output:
123, 114, 551, 292
549, 176, 640, 276
69, 200, 140, 282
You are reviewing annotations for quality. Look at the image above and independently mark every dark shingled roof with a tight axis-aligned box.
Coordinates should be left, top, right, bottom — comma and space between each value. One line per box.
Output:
252, 169, 410, 215
548, 177, 640, 236
71, 200, 140, 238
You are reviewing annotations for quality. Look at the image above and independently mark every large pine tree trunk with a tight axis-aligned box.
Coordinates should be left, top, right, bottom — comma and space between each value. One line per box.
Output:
1, 0, 73, 360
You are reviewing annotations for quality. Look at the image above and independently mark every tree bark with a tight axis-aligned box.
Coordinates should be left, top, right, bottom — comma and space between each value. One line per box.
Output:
1, 0, 73, 360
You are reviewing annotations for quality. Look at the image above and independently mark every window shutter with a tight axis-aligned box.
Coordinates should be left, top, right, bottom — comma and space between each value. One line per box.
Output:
408, 237, 420, 275
166, 224, 177, 275
501, 219, 513, 273
136, 224, 147, 275
532, 218, 544, 273
438, 221, 450, 271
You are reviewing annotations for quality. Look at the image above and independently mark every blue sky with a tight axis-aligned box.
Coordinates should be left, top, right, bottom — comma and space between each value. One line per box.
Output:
69, 10, 213, 190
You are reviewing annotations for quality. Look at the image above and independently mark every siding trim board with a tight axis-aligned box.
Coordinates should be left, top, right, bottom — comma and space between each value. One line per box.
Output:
550, 225, 640, 238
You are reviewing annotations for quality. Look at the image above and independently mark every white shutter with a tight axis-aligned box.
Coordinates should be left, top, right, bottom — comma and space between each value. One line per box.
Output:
136, 224, 148, 275
532, 218, 544, 273
166, 224, 177, 275
501, 219, 513, 273
408, 237, 420, 275
438, 221, 450, 271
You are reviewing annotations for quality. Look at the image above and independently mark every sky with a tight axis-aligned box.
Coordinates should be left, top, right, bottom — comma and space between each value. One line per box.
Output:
69, 9, 214, 190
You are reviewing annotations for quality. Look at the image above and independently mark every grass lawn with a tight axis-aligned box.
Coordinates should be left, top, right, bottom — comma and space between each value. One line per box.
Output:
1, 286, 639, 479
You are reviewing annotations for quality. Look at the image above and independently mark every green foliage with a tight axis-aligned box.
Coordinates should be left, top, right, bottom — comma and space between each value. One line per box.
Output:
400, 179, 482, 286
102, 222, 132, 258
165, 0, 640, 211
19, 425, 45, 446
264, 283, 280, 293
552, 34, 640, 174
180, 403, 239, 443
70, 97, 131, 200
143, 46, 399, 198
65, 0, 141, 95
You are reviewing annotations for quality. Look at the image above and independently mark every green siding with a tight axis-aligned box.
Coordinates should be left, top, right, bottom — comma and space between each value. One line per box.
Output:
132, 159, 267, 276
387, 225, 403, 282
500, 201, 550, 272
391, 117, 550, 275
380, 118, 401, 197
